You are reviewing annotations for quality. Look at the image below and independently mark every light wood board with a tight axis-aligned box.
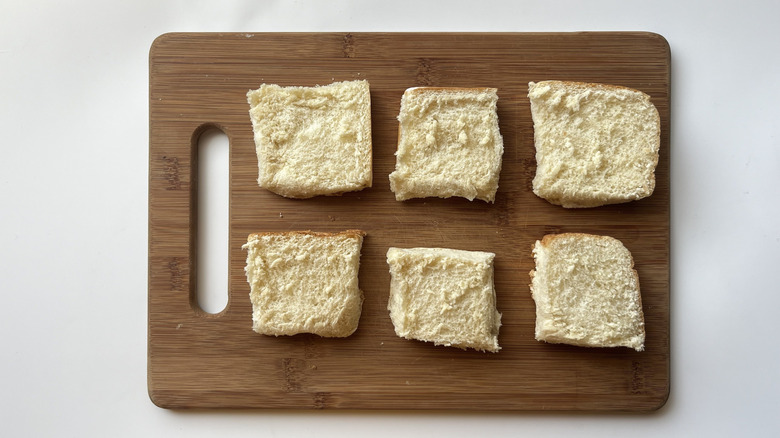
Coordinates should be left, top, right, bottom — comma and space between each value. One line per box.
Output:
148, 32, 670, 411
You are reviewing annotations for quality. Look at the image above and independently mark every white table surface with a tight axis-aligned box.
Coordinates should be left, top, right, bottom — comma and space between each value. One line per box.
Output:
2, 0, 779, 436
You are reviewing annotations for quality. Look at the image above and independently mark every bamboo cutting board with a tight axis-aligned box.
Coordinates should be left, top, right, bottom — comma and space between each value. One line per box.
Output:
148, 32, 670, 411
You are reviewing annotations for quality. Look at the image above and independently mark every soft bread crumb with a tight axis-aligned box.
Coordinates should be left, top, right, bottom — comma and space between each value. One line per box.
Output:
246, 80, 372, 198
243, 230, 365, 337
386, 247, 502, 352
389, 87, 504, 202
529, 233, 645, 351
528, 81, 660, 208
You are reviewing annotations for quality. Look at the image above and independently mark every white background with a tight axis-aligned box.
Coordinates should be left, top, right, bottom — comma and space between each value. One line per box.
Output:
2, 0, 779, 436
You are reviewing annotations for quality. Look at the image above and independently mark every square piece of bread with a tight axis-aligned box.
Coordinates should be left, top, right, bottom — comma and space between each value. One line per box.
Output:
243, 230, 365, 337
529, 233, 645, 351
388, 87, 504, 202
246, 80, 372, 198
386, 247, 501, 352
528, 81, 660, 208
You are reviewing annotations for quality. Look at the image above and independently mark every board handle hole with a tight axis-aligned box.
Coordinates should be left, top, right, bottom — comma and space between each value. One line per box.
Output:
195, 127, 229, 315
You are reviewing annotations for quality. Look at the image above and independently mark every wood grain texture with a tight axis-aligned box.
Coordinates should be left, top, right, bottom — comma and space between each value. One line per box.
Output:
148, 32, 670, 411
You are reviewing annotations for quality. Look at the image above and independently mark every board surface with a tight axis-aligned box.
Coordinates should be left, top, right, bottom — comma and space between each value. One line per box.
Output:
148, 32, 670, 411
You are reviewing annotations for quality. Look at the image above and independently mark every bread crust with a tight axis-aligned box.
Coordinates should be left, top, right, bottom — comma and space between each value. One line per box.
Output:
403, 86, 499, 94
535, 80, 652, 98
246, 229, 366, 241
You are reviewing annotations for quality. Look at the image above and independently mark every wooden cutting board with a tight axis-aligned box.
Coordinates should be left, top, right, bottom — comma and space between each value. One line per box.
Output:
148, 32, 670, 411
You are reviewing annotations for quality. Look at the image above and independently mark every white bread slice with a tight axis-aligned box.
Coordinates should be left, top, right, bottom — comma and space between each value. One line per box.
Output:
386, 247, 501, 352
246, 80, 372, 198
242, 230, 365, 337
529, 233, 645, 351
528, 81, 660, 208
388, 87, 504, 202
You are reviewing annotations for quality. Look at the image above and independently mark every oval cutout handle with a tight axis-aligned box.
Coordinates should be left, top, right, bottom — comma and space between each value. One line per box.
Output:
195, 127, 230, 315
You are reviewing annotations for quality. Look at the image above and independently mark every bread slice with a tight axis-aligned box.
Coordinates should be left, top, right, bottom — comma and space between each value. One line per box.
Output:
242, 230, 365, 337
386, 247, 501, 352
246, 80, 372, 198
388, 87, 504, 202
528, 81, 660, 208
529, 233, 645, 351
